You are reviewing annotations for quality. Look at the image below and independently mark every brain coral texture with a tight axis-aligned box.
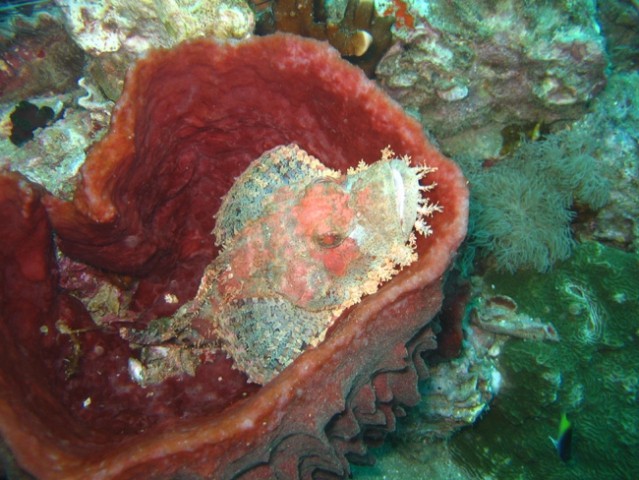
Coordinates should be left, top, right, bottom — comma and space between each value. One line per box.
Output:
0, 34, 468, 479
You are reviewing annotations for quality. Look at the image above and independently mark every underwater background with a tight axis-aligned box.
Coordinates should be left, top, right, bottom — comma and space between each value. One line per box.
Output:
1, 1, 638, 479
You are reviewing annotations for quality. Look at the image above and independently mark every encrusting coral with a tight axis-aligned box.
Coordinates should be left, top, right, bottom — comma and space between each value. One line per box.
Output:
125, 144, 441, 385
376, 0, 606, 145
0, 10, 85, 103
54, 0, 255, 100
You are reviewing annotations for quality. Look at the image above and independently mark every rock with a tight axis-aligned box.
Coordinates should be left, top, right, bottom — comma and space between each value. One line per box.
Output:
375, 0, 606, 149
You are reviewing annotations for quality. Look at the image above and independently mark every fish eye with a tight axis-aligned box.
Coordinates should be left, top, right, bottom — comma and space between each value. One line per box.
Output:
299, 176, 343, 200
313, 231, 345, 249
309, 176, 340, 186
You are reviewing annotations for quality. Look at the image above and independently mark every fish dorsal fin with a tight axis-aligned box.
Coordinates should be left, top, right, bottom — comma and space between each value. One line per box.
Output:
213, 144, 339, 248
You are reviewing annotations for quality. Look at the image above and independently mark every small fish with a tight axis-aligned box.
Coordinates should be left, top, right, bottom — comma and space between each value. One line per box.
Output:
530, 121, 543, 142
549, 413, 573, 462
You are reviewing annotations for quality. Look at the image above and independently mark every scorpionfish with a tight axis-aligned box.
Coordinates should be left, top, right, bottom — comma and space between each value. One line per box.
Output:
125, 144, 440, 385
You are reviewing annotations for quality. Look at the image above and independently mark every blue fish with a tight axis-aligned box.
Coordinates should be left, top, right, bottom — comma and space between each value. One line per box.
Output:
549, 413, 573, 462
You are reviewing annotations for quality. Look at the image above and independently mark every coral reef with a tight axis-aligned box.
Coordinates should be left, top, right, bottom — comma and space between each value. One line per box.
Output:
469, 294, 559, 342
398, 280, 560, 441
0, 1, 633, 479
447, 242, 639, 479
0, 6, 113, 200
0, 35, 468, 479
345, 5, 639, 477
469, 165, 577, 273
255, 0, 394, 75
579, 72, 639, 253
55, 0, 254, 55
598, 0, 639, 71
465, 130, 610, 273
351, 241, 638, 479
359, 274, 561, 477
375, 0, 607, 148
0, 10, 84, 103
54, 0, 255, 99
409, 354, 496, 443
0, 89, 112, 200
459, 69, 638, 274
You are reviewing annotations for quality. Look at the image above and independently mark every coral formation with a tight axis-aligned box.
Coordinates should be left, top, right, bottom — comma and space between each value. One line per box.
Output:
256, 0, 394, 75
0, 10, 84, 103
1, 89, 112, 200
380, 275, 562, 468
469, 166, 577, 272
448, 242, 639, 479
55, 0, 254, 55
470, 294, 559, 342
1, 1, 632, 479
375, 0, 607, 148
347, 5, 639, 476
54, 0, 255, 99
0, 35, 468, 479
409, 354, 497, 443
460, 69, 639, 274
577, 71, 639, 253
598, 0, 639, 71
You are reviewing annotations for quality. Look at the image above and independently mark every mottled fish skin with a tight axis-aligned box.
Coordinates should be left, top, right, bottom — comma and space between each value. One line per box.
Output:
126, 144, 440, 385
213, 145, 339, 248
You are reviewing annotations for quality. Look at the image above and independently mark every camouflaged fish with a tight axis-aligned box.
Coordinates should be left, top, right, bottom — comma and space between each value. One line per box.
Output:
125, 144, 441, 386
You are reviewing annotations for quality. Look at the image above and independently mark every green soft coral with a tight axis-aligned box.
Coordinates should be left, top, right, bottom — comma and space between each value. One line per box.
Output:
457, 71, 639, 273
